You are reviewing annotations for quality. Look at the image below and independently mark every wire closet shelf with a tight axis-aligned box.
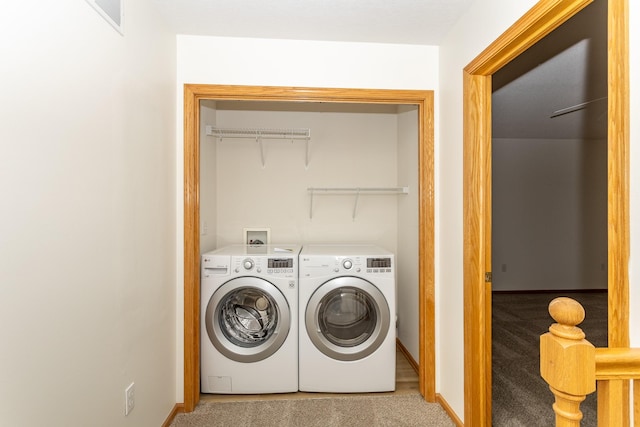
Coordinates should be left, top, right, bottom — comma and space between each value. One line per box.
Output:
206, 126, 311, 168
307, 187, 409, 220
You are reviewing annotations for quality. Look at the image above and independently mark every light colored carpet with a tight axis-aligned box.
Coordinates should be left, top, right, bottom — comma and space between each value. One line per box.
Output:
171, 394, 455, 426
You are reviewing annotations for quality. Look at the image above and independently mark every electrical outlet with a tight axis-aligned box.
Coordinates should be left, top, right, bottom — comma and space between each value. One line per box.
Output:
125, 382, 135, 416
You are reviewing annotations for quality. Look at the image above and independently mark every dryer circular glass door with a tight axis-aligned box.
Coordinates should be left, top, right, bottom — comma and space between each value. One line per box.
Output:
305, 276, 390, 361
205, 276, 290, 363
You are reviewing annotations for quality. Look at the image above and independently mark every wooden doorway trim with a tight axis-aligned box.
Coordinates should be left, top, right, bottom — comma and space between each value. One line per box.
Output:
183, 85, 435, 412
462, 0, 629, 425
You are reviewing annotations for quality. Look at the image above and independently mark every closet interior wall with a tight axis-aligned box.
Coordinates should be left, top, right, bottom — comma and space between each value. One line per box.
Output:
199, 100, 421, 362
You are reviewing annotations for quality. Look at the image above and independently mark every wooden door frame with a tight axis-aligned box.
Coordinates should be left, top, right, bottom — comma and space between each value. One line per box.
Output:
463, 0, 629, 425
183, 85, 435, 412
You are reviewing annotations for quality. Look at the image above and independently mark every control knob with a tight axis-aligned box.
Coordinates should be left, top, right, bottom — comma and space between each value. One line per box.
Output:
243, 259, 254, 270
343, 259, 353, 270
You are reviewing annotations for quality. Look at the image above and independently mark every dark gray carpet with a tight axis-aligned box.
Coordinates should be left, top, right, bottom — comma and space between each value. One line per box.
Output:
492, 291, 608, 427
171, 394, 455, 427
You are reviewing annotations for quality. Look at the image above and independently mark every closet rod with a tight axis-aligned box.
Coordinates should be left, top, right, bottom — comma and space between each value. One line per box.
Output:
206, 126, 310, 140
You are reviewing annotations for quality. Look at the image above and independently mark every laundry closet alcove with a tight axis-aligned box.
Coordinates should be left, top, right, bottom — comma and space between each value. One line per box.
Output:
183, 85, 434, 412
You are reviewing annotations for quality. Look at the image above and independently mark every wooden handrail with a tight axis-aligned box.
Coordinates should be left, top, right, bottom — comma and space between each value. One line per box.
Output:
595, 348, 640, 379
540, 297, 640, 426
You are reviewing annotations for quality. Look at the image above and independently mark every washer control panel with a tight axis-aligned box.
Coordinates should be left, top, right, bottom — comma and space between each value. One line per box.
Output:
201, 255, 231, 280
228, 256, 296, 278
366, 257, 393, 274
242, 258, 254, 270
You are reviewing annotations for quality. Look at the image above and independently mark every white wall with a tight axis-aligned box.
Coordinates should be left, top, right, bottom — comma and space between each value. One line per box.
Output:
200, 101, 218, 254
492, 138, 607, 291
629, 0, 640, 351
396, 106, 421, 360
438, 0, 540, 420
0, 2, 177, 426
212, 105, 400, 251
176, 36, 438, 401
628, 2, 639, 420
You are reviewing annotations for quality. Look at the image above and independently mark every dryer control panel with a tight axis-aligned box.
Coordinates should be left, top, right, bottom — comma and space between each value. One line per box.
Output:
300, 255, 394, 278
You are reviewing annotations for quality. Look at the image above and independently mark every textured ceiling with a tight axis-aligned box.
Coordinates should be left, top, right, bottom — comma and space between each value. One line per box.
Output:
150, 0, 474, 45
152, 0, 607, 140
492, 0, 607, 139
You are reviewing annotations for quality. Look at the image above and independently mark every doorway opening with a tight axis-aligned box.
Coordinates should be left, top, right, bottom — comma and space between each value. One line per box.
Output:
183, 86, 435, 412
491, 1, 608, 424
463, 0, 629, 425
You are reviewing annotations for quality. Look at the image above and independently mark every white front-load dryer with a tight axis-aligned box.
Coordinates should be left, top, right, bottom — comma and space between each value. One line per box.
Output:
299, 244, 396, 393
201, 244, 301, 394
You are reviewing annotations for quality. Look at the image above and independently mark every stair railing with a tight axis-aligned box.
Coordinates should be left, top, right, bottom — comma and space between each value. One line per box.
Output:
540, 297, 640, 426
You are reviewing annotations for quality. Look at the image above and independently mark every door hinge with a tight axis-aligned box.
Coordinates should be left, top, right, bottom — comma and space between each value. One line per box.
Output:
485, 272, 492, 282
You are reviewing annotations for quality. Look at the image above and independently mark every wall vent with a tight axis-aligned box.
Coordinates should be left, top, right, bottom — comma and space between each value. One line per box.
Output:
86, 0, 123, 35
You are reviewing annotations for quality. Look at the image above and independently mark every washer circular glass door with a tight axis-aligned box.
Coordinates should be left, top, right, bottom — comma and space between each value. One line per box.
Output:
205, 277, 290, 363
305, 276, 390, 361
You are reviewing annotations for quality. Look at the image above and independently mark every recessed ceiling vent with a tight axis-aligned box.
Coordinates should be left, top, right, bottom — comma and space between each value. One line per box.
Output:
86, 0, 123, 35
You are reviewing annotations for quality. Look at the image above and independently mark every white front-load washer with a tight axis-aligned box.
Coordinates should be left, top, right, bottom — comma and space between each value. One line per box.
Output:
201, 244, 301, 394
298, 244, 396, 393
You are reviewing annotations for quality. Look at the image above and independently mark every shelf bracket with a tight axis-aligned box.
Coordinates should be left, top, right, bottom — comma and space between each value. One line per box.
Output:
307, 186, 409, 220
257, 136, 265, 168
352, 188, 360, 220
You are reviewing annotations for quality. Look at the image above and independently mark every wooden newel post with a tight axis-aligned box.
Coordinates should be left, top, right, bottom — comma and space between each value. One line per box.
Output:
540, 297, 596, 427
